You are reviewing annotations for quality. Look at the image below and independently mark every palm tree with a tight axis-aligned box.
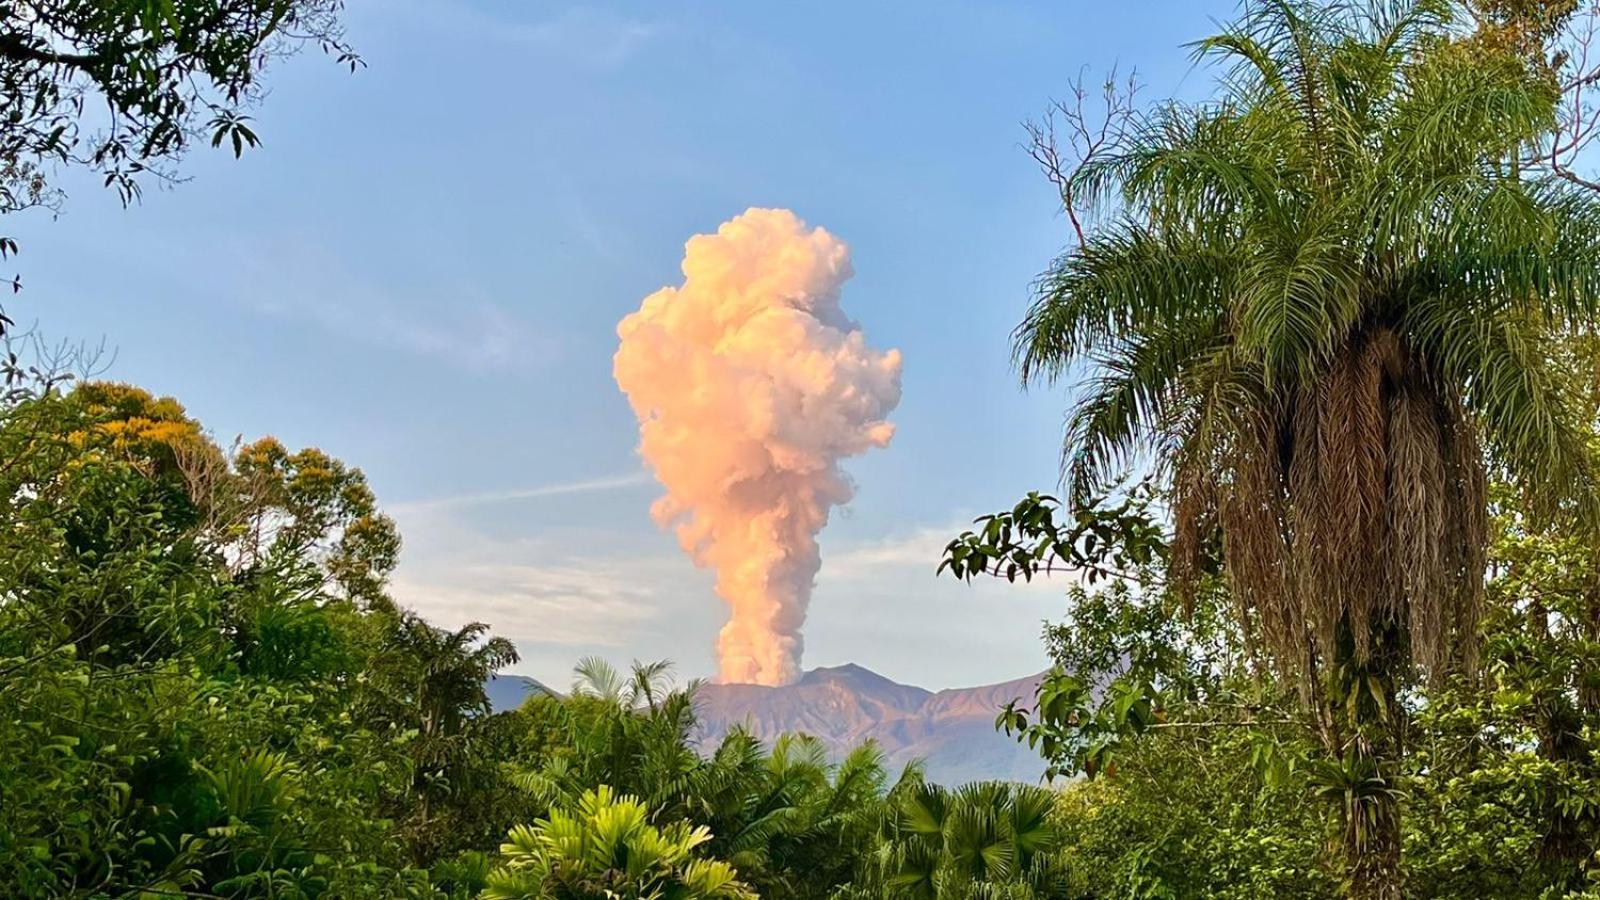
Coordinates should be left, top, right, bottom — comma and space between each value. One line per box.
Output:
1016, 2, 1600, 896
361, 613, 518, 862
570, 656, 680, 709
569, 656, 629, 703
399, 618, 519, 742
483, 785, 755, 900
516, 659, 703, 815
687, 733, 892, 898
849, 779, 1066, 900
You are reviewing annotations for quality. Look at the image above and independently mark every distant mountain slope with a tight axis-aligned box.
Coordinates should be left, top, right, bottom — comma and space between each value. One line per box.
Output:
485, 674, 560, 712
693, 665, 1047, 784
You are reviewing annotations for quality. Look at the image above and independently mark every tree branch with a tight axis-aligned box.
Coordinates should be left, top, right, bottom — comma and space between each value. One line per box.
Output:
1025, 67, 1139, 246
0, 33, 100, 68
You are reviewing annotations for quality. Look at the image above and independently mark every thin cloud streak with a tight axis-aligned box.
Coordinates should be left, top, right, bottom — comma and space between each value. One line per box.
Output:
226, 236, 556, 376
390, 470, 653, 513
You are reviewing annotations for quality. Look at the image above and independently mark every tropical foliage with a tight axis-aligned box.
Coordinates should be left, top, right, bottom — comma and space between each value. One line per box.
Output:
844, 781, 1067, 900
1002, 0, 1600, 895
0, 0, 361, 329
483, 786, 755, 900
18, 1, 1600, 898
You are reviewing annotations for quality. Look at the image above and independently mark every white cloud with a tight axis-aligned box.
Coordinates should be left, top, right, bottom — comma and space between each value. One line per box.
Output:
377, 2, 664, 71
825, 527, 951, 574
230, 238, 555, 375
286, 295, 544, 374
498, 7, 661, 68
387, 480, 717, 680
824, 524, 1071, 593
391, 560, 663, 648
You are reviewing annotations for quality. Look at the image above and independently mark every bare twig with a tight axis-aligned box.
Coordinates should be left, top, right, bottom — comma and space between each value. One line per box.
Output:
1025, 67, 1140, 245
1523, 3, 1600, 190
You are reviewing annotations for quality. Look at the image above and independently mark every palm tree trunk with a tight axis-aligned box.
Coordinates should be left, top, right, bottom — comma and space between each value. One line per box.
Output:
1327, 619, 1404, 900
1345, 791, 1401, 900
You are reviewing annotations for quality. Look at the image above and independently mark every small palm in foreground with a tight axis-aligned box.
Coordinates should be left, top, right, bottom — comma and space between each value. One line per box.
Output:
851, 780, 1067, 900
483, 786, 755, 900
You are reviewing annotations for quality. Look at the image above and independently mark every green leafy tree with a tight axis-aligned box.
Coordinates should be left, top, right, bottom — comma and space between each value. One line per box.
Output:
1052, 724, 1332, 899
942, 488, 1210, 780
0, 0, 356, 207
0, 382, 436, 894
1401, 467, 1600, 895
1010, 2, 1600, 894
0, 0, 358, 318
232, 436, 402, 609
513, 659, 702, 816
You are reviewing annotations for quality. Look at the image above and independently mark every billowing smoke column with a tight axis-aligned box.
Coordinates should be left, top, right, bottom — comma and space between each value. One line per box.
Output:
614, 208, 903, 686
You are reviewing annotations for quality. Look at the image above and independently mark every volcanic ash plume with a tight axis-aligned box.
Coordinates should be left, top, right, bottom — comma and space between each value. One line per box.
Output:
613, 208, 903, 686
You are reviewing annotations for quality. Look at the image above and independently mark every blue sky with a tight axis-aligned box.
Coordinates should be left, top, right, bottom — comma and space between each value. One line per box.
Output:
13, 0, 1235, 689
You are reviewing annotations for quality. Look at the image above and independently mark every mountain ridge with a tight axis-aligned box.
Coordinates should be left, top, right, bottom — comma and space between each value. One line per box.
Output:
484, 673, 560, 711
693, 666, 1047, 784
485, 665, 1049, 784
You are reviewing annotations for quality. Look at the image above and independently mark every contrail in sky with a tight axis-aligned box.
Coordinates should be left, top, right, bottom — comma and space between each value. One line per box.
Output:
392, 471, 653, 513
